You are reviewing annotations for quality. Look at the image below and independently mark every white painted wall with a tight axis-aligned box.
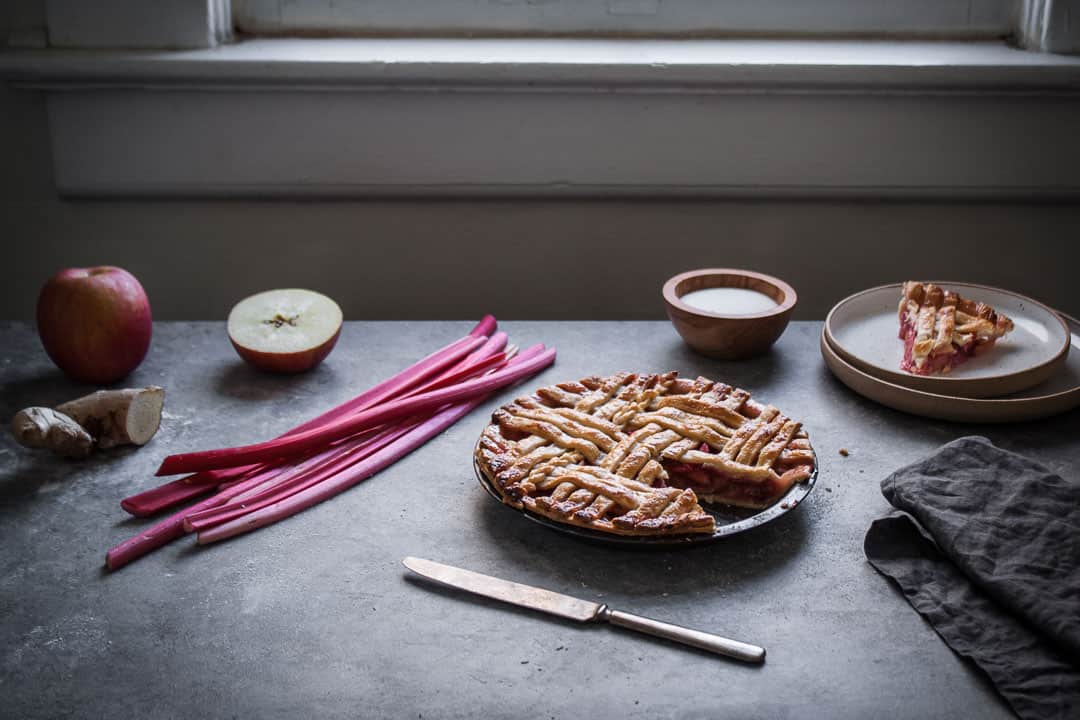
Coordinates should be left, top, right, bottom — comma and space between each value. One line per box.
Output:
3, 80, 1078, 322
2, 1, 1077, 321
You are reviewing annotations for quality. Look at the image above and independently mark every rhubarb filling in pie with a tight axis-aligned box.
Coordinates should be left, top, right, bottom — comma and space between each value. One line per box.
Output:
898, 282, 1014, 376
476, 372, 815, 537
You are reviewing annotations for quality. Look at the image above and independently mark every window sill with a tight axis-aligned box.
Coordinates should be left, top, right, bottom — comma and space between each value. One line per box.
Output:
6, 36, 1080, 89
3, 37, 1080, 198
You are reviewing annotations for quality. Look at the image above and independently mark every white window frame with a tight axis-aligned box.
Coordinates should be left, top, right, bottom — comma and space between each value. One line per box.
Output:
2, 0, 1079, 199
234, 0, 1015, 39
29, 1, 1080, 51
44, 0, 231, 50
1017, 0, 1080, 53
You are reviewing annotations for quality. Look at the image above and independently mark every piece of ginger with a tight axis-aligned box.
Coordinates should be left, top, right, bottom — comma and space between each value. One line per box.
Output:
11, 386, 165, 458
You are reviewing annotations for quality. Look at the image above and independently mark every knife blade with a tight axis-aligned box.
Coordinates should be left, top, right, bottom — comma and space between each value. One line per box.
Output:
403, 556, 603, 621
402, 556, 765, 663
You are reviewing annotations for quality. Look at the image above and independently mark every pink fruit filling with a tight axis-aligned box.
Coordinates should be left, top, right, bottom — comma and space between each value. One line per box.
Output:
661, 443, 781, 506
899, 315, 990, 376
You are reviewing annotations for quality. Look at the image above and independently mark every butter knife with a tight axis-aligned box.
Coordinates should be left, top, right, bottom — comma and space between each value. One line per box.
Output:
402, 556, 765, 663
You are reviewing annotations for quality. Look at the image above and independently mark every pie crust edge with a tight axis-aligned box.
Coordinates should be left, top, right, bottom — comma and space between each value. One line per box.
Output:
474, 371, 816, 538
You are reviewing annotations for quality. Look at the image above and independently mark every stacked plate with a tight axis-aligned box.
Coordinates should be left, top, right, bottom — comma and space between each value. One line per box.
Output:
821, 282, 1080, 422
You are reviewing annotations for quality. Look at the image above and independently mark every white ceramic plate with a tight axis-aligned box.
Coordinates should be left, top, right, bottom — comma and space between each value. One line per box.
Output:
820, 314, 1080, 423
825, 282, 1070, 398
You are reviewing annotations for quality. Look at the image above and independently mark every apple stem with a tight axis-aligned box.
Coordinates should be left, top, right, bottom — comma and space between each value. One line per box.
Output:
263, 313, 299, 328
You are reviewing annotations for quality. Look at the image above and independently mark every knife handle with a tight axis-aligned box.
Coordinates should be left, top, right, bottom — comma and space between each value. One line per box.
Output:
603, 608, 765, 664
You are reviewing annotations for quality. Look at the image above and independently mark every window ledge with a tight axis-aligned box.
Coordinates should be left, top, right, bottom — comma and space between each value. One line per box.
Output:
4, 37, 1080, 91
3, 38, 1080, 199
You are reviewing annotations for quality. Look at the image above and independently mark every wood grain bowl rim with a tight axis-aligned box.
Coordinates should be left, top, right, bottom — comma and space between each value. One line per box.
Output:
663, 268, 798, 321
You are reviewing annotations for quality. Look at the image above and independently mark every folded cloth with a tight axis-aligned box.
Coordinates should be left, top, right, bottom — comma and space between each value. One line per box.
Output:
864, 436, 1080, 720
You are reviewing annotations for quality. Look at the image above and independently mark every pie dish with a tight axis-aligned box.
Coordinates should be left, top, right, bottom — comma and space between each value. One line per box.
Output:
898, 281, 1014, 376
475, 372, 815, 537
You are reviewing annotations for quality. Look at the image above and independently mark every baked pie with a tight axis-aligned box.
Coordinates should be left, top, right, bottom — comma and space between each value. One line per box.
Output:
475, 372, 815, 537
898, 282, 1014, 376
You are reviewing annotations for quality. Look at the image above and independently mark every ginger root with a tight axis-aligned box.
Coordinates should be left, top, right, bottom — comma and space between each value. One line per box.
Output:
11, 407, 94, 458
11, 386, 165, 458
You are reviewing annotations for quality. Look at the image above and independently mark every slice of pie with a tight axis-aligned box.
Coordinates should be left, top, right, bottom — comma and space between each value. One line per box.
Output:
475, 372, 815, 537
898, 282, 1014, 376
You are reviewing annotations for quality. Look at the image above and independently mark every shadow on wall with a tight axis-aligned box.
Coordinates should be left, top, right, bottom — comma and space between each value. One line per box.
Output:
4, 199, 1080, 321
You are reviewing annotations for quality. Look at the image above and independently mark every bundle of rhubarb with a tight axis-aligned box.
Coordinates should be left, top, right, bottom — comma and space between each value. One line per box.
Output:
107, 316, 555, 570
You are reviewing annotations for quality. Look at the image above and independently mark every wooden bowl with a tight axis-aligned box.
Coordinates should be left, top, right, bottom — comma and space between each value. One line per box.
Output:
663, 269, 797, 360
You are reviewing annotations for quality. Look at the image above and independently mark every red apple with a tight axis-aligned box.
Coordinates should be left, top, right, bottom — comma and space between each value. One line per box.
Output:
36, 266, 153, 384
227, 289, 343, 373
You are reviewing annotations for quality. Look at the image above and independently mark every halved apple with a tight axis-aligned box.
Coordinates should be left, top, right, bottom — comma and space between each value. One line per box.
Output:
227, 289, 343, 373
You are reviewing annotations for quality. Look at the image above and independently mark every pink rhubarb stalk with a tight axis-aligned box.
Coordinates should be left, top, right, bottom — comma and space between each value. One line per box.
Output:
197, 403, 480, 544
183, 420, 420, 532
469, 314, 497, 338
183, 342, 512, 530
120, 476, 223, 517
107, 421, 398, 569
185, 343, 517, 532
155, 348, 556, 477
196, 344, 549, 544
120, 461, 265, 516
106, 325, 515, 568
122, 322, 495, 516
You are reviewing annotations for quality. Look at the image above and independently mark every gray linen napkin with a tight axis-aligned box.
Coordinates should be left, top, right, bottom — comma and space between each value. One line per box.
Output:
864, 436, 1080, 720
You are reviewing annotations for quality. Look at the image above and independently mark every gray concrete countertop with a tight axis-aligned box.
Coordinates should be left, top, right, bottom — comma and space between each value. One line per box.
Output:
2, 321, 1077, 719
